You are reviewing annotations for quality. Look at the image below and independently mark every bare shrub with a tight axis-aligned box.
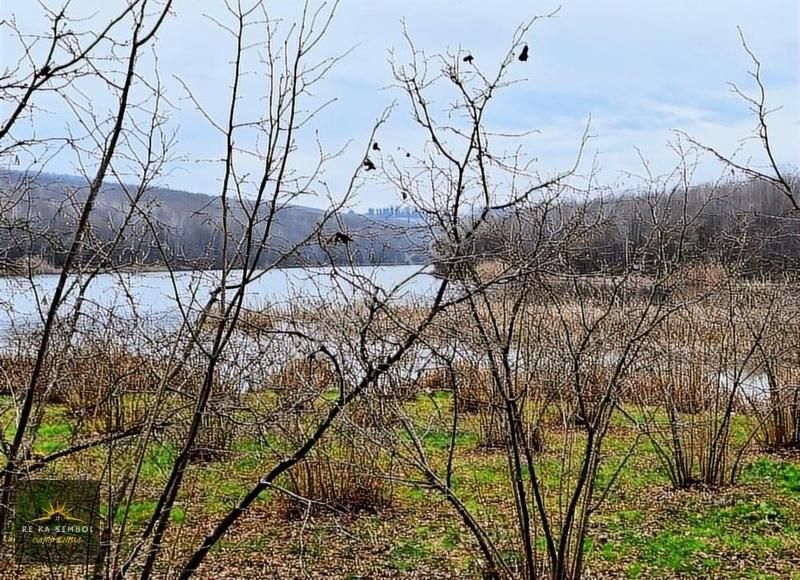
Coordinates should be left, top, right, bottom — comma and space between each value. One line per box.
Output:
453, 363, 494, 413
189, 400, 237, 463
279, 429, 394, 518
0, 352, 33, 396
475, 401, 543, 452
756, 363, 800, 450
345, 394, 402, 430
268, 356, 337, 413
373, 369, 418, 403
657, 360, 714, 415
634, 291, 778, 488
0, 341, 161, 427
412, 362, 494, 408
414, 367, 451, 394
61, 349, 153, 411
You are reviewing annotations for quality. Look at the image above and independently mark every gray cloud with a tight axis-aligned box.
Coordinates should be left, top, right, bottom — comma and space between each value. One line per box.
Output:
1, 0, 797, 207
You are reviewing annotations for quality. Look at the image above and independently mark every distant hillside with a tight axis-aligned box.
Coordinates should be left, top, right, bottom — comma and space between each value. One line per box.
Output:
0, 171, 430, 273
444, 176, 800, 279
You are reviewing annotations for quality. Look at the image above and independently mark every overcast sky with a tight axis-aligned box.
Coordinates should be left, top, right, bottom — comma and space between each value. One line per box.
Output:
2, 1, 798, 209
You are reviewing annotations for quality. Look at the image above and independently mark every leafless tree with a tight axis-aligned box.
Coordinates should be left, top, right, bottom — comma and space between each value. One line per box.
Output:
0, 0, 174, 550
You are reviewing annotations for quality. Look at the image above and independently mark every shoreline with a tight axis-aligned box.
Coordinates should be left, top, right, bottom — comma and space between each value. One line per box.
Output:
0, 261, 432, 279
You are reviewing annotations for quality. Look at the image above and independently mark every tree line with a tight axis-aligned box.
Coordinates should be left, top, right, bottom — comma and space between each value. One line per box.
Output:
437, 175, 800, 279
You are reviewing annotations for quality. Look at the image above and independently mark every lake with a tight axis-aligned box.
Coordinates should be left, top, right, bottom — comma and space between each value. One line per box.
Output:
0, 265, 440, 337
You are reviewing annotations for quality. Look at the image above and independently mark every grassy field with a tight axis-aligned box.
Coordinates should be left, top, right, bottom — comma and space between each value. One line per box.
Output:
2, 387, 798, 579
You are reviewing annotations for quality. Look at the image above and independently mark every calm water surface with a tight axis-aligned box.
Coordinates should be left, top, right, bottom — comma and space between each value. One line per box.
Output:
0, 265, 439, 334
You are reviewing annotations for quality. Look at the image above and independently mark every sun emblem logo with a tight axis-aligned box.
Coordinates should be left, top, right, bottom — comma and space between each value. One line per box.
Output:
31, 501, 83, 524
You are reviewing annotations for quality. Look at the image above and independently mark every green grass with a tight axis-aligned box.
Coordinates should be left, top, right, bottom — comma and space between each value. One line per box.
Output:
743, 457, 800, 494
170, 506, 186, 524
4, 384, 799, 578
601, 493, 800, 577
116, 500, 157, 525
2, 405, 75, 455
421, 429, 478, 450
638, 531, 712, 574
115, 501, 185, 526
34, 420, 72, 454
139, 443, 177, 480
390, 537, 430, 571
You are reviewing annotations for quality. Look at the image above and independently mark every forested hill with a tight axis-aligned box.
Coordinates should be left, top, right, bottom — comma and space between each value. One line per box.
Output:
0, 171, 430, 273
452, 177, 800, 279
